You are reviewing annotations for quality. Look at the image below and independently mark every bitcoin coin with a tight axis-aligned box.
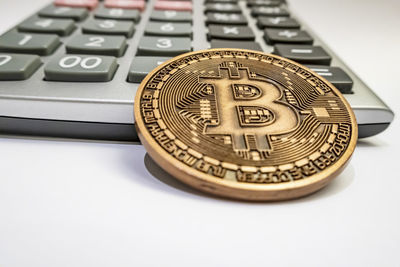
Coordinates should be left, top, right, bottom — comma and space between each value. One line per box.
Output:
134, 49, 357, 201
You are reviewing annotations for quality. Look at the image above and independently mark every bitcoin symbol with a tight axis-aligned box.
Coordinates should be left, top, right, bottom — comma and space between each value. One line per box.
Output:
199, 64, 299, 156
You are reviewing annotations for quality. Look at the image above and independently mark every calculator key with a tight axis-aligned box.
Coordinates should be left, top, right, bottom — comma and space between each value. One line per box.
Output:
137, 36, 191, 56
95, 7, 141, 22
18, 16, 76, 36
274, 44, 332, 65
264, 29, 313, 45
306, 65, 353, 93
257, 17, 300, 29
210, 39, 262, 51
44, 54, 118, 82
145, 22, 192, 37
66, 35, 127, 57
251, 7, 289, 17
128, 56, 171, 83
206, 13, 247, 25
205, 4, 241, 13
104, 0, 146, 12
247, 0, 282, 6
150, 10, 192, 23
54, 0, 99, 10
81, 18, 135, 38
154, 1, 193, 11
38, 5, 89, 21
0, 31, 61, 56
208, 25, 255, 41
206, 0, 238, 3
0, 54, 42, 80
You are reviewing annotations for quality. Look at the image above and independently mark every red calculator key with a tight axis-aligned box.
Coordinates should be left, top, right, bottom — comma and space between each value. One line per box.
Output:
104, 0, 146, 11
54, 0, 99, 10
154, 1, 192, 11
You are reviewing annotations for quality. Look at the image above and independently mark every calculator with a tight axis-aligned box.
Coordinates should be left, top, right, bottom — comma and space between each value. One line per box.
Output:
0, 0, 394, 141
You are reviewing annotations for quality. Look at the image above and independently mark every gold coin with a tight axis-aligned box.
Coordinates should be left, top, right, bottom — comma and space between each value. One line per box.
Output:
134, 49, 357, 201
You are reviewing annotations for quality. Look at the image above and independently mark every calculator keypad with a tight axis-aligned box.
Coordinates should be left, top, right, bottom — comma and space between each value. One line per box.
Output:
154, 1, 193, 11
0, 0, 353, 95
257, 17, 300, 29
145, 22, 192, 37
206, 0, 239, 3
128, 56, 171, 83
44, 54, 118, 82
208, 25, 255, 40
95, 7, 141, 22
210, 39, 262, 51
137, 36, 192, 56
306, 65, 354, 94
104, 0, 146, 12
251, 6, 289, 16
274, 44, 332, 65
0, 54, 42, 80
66, 35, 127, 57
206, 13, 247, 25
150, 10, 192, 23
246, 0, 282, 6
205, 3, 242, 13
38, 5, 89, 21
264, 29, 313, 45
54, 0, 99, 10
0, 31, 61, 56
81, 18, 135, 37
18, 16, 76, 36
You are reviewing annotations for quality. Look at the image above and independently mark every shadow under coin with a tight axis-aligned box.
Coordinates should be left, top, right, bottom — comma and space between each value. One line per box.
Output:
144, 153, 219, 200
356, 137, 388, 148
144, 153, 355, 203
296, 164, 355, 203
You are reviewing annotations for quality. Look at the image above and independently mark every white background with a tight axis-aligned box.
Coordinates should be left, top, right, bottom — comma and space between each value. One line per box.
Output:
1, 0, 400, 266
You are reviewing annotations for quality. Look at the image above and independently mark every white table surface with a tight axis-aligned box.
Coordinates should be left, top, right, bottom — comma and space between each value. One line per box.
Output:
1, 1, 400, 266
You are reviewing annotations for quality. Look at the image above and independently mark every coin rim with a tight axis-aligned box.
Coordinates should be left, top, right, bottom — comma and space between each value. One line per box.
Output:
134, 48, 358, 201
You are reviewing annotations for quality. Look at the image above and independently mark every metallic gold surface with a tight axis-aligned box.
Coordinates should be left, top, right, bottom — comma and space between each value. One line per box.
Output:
134, 49, 358, 201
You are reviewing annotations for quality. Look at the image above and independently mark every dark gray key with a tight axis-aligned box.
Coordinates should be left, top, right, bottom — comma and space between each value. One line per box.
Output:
18, 16, 76, 36
274, 44, 332, 65
306, 65, 353, 93
145, 22, 192, 37
0, 31, 61, 56
150, 10, 192, 22
95, 7, 141, 22
128, 56, 171, 83
208, 25, 255, 40
206, 13, 247, 25
82, 18, 135, 38
0, 54, 42, 80
264, 29, 313, 45
38, 4, 88, 21
210, 39, 262, 51
247, 0, 282, 6
257, 17, 300, 29
66, 35, 127, 57
251, 7, 289, 17
206, 0, 238, 3
205, 4, 242, 13
137, 36, 191, 56
44, 54, 118, 82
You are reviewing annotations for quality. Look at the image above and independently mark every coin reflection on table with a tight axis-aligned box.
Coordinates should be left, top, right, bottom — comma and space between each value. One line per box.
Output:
134, 49, 357, 201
